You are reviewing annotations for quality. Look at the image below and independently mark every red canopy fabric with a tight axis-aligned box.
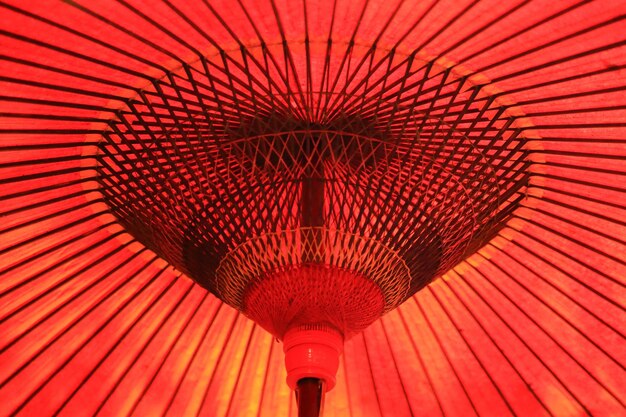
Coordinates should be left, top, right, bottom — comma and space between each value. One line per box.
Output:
0, 1, 625, 416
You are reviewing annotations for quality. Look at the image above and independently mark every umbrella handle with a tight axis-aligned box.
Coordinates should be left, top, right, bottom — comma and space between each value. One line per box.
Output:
296, 378, 325, 417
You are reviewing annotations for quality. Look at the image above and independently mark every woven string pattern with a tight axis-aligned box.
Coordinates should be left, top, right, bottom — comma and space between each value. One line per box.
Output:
96, 43, 529, 334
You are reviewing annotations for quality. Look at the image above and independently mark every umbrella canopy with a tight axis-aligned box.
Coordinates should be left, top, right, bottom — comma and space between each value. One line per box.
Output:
1, 1, 625, 416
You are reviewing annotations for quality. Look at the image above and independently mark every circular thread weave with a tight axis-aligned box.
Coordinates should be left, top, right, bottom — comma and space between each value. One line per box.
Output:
216, 227, 410, 312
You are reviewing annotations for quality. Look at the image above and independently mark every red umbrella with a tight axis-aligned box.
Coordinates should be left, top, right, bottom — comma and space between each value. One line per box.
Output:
1, 1, 625, 416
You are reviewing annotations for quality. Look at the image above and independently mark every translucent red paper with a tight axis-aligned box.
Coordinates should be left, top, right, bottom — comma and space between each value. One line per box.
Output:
0, 1, 625, 416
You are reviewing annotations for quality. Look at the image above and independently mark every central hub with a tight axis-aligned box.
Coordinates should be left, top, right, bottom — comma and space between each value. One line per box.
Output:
247, 265, 384, 340
214, 229, 407, 338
